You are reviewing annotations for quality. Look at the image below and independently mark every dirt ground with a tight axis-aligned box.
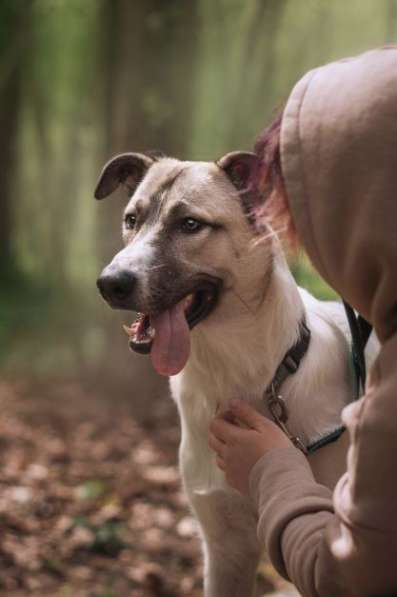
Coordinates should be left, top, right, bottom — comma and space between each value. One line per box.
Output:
0, 379, 297, 596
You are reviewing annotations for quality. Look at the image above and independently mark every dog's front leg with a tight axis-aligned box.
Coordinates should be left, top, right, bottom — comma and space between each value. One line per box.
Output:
203, 536, 260, 597
192, 490, 260, 597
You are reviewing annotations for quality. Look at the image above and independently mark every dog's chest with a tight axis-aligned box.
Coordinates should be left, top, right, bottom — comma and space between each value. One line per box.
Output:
171, 375, 222, 491
170, 370, 266, 493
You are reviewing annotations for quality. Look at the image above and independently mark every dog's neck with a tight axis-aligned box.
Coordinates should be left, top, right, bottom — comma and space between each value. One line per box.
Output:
171, 243, 353, 493
182, 248, 305, 410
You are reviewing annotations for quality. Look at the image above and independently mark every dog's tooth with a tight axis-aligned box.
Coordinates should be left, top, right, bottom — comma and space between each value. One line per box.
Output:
147, 325, 156, 339
136, 336, 151, 344
184, 294, 194, 309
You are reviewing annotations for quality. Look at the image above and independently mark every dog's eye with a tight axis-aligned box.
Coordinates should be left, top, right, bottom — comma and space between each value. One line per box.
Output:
181, 218, 203, 233
124, 214, 136, 230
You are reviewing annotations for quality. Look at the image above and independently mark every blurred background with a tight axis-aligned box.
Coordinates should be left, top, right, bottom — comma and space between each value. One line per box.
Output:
0, 1, 395, 595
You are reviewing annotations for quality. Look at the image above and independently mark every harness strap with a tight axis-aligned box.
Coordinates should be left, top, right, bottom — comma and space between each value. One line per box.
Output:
358, 315, 373, 347
267, 321, 311, 397
264, 320, 311, 454
264, 305, 373, 455
307, 426, 346, 453
308, 302, 373, 454
343, 301, 373, 396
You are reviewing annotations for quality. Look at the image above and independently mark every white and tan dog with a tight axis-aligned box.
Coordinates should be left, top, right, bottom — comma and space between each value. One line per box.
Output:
95, 151, 377, 597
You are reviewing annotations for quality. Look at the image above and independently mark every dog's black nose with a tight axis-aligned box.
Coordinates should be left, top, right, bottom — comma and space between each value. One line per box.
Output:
97, 269, 136, 307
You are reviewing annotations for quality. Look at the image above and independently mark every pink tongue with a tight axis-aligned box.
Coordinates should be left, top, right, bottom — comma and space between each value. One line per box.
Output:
151, 301, 191, 376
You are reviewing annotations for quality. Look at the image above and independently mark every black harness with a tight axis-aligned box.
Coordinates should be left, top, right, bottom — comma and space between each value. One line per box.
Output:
264, 304, 372, 454
342, 301, 373, 394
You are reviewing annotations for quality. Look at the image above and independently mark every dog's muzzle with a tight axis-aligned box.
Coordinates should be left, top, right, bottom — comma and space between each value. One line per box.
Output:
97, 264, 223, 376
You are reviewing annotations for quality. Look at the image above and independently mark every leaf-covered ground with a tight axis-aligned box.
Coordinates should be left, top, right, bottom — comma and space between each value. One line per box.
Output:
0, 379, 297, 596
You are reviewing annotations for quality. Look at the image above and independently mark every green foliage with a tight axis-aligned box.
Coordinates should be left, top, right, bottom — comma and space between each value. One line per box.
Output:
76, 479, 108, 501
72, 516, 126, 557
190, 0, 396, 159
0, 271, 53, 363
291, 255, 338, 301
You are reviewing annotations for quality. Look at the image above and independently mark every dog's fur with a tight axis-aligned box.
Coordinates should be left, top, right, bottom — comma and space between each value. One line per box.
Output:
95, 152, 378, 597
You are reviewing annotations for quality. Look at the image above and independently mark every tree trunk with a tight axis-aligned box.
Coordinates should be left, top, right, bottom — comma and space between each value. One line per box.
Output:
0, 2, 32, 276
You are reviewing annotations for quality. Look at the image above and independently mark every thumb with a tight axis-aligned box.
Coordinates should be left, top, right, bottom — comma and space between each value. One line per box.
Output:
229, 400, 267, 431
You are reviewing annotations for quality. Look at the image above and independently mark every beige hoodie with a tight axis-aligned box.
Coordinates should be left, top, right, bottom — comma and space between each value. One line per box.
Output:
249, 48, 397, 596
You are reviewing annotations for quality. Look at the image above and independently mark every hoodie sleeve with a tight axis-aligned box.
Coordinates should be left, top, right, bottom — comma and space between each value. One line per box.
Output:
249, 334, 397, 597
249, 448, 339, 597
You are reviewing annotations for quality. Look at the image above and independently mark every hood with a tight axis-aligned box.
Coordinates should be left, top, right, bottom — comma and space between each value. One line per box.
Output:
281, 47, 397, 343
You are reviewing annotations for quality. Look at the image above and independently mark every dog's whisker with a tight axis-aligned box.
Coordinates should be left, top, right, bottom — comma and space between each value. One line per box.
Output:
145, 264, 169, 271
251, 225, 282, 249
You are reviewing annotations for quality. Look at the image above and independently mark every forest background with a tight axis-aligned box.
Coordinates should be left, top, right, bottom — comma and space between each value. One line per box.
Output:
0, 1, 395, 596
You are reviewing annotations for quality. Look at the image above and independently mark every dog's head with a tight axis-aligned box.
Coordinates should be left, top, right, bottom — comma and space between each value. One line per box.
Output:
95, 151, 272, 376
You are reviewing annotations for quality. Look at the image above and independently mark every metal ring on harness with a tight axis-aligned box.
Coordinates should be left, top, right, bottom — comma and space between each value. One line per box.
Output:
268, 384, 288, 423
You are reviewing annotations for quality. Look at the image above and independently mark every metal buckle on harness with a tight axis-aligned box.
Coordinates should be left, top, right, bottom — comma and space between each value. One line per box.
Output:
268, 384, 308, 455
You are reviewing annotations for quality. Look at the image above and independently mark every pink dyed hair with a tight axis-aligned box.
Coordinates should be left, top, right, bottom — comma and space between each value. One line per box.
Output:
250, 112, 298, 247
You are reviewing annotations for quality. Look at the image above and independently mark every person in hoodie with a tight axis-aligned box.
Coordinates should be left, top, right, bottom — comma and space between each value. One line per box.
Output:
208, 47, 397, 597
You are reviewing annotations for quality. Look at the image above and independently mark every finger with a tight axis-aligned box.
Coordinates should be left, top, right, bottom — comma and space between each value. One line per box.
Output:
209, 418, 243, 443
215, 455, 226, 471
208, 433, 225, 457
229, 400, 268, 431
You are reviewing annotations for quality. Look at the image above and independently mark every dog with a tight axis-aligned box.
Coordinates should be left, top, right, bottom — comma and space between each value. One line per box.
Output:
95, 151, 378, 597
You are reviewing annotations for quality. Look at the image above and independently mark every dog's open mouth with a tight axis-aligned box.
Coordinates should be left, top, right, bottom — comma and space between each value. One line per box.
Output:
123, 282, 220, 377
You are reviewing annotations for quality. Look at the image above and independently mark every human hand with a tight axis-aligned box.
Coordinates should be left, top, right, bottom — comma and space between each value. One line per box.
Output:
208, 399, 292, 495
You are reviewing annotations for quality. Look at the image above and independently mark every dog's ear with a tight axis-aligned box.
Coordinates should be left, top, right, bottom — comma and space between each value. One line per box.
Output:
216, 151, 258, 191
94, 153, 154, 200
